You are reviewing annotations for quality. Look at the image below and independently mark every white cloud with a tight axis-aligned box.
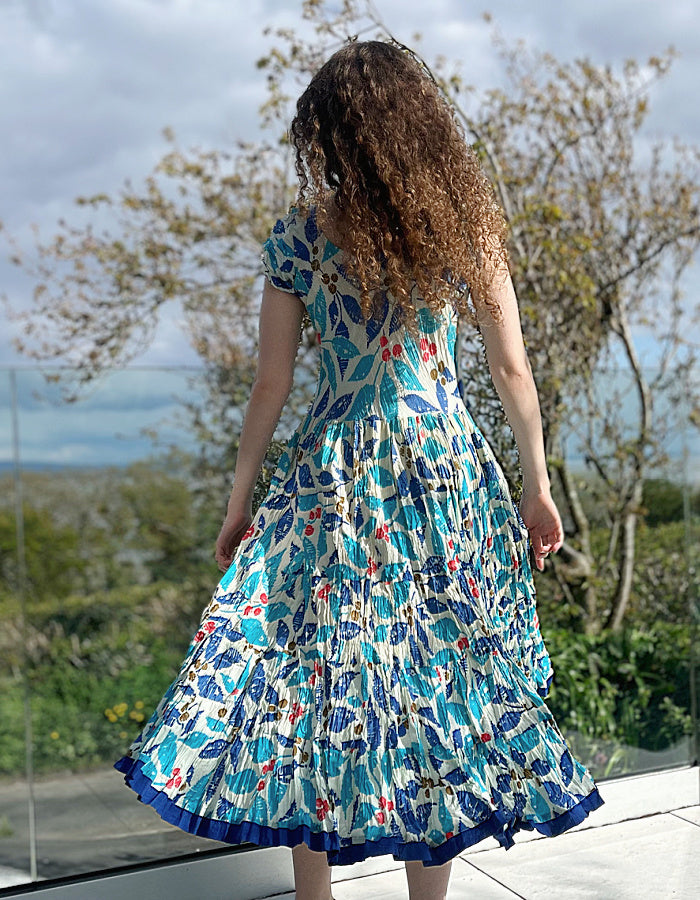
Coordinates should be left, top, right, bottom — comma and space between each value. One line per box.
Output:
0, 0, 697, 374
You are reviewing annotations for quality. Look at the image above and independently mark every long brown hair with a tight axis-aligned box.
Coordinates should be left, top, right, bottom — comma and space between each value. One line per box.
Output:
290, 40, 508, 331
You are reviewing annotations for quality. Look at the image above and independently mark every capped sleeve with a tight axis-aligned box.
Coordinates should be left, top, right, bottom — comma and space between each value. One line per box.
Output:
260, 209, 310, 298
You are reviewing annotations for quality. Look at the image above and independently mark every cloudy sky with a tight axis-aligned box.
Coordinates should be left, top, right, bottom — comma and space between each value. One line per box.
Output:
0, 0, 698, 469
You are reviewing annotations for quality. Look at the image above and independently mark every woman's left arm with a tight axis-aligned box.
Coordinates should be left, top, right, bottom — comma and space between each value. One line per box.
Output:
214, 280, 305, 572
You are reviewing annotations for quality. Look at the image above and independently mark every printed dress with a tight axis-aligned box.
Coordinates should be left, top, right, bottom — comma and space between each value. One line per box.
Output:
114, 206, 603, 867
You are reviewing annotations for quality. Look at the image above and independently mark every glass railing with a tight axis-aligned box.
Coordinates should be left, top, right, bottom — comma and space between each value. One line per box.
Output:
0, 364, 697, 887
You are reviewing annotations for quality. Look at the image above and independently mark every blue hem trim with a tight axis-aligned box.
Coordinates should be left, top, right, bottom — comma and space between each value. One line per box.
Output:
114, 756, 604, 867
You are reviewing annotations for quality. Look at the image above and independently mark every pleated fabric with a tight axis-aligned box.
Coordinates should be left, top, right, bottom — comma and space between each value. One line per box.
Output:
115, 206, 603, 866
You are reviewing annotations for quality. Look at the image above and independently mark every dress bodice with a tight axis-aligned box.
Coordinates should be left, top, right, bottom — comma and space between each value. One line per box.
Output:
261, 207, 466, 428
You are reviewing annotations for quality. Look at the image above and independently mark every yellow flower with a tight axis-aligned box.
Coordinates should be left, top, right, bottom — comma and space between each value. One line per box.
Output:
119, 731, 127, 739
129, 711, 145, 722
134, 701, 144, 710
50, 731, 60, 740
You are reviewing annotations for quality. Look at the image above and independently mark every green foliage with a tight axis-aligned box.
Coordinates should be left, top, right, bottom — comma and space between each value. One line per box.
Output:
0, 580, 207, 776
641, 477, 700, 525
544, 623, 693, 778
0, 505, 87, 600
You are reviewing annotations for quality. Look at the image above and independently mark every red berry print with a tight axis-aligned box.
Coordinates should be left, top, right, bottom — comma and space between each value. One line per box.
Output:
380, 336, 388, 347
481, 732, 491, 742
392, 343, 402, 357
166, 768, 182, 789
382, 348, 391, 361
316, 798, 330, 820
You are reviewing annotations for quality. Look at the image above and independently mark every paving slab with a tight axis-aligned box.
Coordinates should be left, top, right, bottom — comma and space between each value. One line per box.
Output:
672, 805, 700, 827
467, 812, 699, 900
330, 857, 521, 900
458, 765, 699, 855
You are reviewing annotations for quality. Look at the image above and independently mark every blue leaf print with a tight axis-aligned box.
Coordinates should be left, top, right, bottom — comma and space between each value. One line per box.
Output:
274, 507, 294, 543
326, 393, 353, 419
250, 737, 274, 762
328, 297, 339, 328
338, 621, 361, 640
248, 663, 266, 702
543, 780, 567, 805
560, 748, 574, 785
292, 594, 307, 632
199, 738, 229, 759
531, 758, 551, 777
388, 304, 403, 335
436, 379, 448, 413
314, 386, 331, 418
332, 672, 357, 698
305, 213, 319, 243
292, 235, 310, 261
328, 706, 355, 732
197, 675, 224, 703
404, 394, 439, 414
390, 621, 409, 644
298, 463, 314, 489
342, 292, 365, 323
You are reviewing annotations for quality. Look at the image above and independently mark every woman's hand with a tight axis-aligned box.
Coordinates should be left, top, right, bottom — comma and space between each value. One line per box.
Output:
518, 487, 564, 572
214, 506, 253, 573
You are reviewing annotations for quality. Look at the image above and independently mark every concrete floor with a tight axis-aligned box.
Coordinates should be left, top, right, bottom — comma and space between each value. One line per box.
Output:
1, 767, 697, 898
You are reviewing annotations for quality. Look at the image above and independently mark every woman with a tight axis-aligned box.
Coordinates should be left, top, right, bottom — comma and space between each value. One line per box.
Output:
115, 40, 603, 900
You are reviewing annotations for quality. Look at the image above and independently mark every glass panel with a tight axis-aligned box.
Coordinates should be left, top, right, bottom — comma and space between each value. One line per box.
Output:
0, 363, 697, 886
542, 365, 698, 780
0, 368, 246, 883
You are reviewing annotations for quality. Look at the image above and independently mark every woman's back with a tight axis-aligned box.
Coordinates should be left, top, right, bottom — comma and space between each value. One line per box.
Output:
262, 206, 466, 427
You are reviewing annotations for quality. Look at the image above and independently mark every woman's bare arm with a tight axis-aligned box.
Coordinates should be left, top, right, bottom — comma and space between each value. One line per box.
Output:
471, 254, 563, 569
214, 281, 305, 571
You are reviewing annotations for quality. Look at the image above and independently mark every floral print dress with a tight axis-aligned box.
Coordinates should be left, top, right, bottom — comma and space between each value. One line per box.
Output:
115, 206, 603, 867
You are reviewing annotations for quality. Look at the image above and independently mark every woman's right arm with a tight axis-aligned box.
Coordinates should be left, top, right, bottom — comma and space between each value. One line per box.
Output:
470, 255, 564, 569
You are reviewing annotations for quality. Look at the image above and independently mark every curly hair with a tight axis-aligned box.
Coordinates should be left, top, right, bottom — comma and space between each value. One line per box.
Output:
289, 39, 508, 332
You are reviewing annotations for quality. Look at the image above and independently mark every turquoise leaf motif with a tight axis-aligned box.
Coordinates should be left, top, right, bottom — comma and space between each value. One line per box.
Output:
393, 356, 424, 390
331, 336, 361, 359
417, 306, 442, 333
402, 334, 422, 369
379, 371, 398, 418
348, 354, 374, 381
348, 383, 376, 418
314, 287, 326, 327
